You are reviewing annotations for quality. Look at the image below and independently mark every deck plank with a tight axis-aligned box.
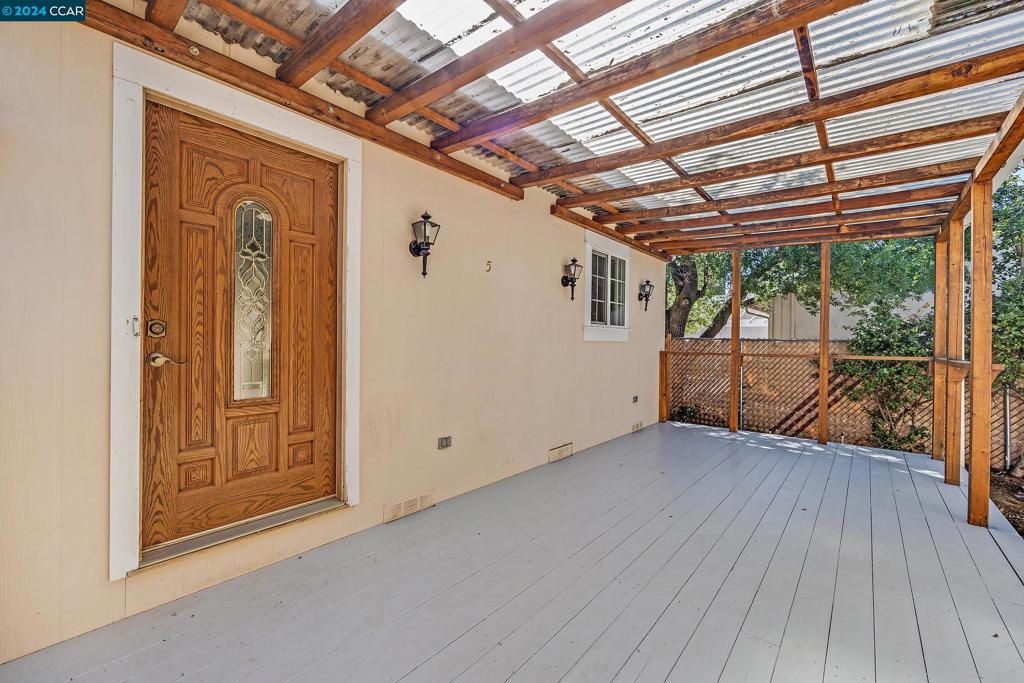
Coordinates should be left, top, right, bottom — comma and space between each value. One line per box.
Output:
904, 454, 1024, 682
718, 444, 838, 683
769, 441, 854, 683
866, 451, 927, 683
823, 446, 876, 683
2, 424, 1024, 683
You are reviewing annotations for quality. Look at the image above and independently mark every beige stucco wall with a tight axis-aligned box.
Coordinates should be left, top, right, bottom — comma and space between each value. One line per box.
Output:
0, 21, 665, 663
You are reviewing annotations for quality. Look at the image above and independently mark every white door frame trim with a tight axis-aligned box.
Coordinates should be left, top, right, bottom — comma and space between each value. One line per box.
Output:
109, 45, 362, 580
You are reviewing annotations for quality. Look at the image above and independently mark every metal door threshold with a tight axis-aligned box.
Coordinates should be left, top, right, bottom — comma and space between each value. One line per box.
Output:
138, 497, 346, 568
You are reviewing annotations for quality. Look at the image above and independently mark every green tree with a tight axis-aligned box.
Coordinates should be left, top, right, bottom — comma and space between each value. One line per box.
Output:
993, 169, 1024, 391
834, 305, 934, 452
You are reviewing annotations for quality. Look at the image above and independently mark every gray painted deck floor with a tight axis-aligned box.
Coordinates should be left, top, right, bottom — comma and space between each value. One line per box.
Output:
4, 423, 1024, 683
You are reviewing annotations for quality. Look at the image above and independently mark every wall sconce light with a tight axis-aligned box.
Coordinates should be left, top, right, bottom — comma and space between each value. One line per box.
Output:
638, 279, 655, 311
409, 211, 441, 277
561, 257, 583, 301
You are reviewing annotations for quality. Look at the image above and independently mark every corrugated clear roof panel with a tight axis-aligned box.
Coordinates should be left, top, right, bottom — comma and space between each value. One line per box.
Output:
552, 0, 762, 75
626, 188, 705, 211
705, 167, 830, 199
396, 0, 510, 58
816, 10, 1024, 95
807, 0, 934, 67
832, 137, 993, 179
826, 77, 1024, 144
609, 33, 802, 135
635, 78, 809, 143
547, 102, 642, 156
839, 175, 971, 199
487, 49, 568, 103
674, 125, 822, 173
615, 160, 679, 186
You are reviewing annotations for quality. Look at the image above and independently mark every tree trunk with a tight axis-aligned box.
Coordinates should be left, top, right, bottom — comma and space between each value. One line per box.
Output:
700, 299, 733, 338
665, 258, 701, 338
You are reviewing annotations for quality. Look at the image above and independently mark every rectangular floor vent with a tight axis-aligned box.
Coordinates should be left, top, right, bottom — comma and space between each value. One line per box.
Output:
384, 493, 434, 523
632, 421, 644, 433
548, 442, 573, 463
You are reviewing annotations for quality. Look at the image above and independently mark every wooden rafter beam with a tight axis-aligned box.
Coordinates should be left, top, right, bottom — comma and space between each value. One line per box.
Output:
480, 0, 700, 193
944, 89, 1024, 228
276, 0, 405, 86
665, 219, 942, 254
201, 0, 547, 180
622, 184, 964, 237
145, 0, 188, 30
556, 114, 1003, 209
511, 44, 1024, 187
644, 202, 953, 246
366, 0, 631, 124
83, 0, 523, 201
793, 24, 842, 214
605, 160, 975, 223
550, 206, 670, 262
431, 0, 870, 153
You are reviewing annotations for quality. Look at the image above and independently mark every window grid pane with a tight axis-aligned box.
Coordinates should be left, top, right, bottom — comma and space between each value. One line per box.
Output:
591, 251, 608, 325
609, 255, 626, 327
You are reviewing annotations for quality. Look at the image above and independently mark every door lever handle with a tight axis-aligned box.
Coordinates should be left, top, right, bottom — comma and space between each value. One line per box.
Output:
146, 352, 187, 368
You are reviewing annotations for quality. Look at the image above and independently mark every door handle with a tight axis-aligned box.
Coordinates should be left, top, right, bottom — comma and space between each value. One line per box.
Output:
146, 352, 187, 368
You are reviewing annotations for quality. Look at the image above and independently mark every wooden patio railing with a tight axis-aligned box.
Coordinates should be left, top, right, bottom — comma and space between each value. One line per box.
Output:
659, 336, 1023, 471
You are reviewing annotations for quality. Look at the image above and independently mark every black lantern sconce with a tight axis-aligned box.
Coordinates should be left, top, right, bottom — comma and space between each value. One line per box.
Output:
409, 211, 441, 277
638, 279, 655, 311
561, 257, 583, 301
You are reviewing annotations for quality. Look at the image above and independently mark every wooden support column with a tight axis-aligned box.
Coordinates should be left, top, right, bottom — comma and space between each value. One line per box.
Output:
818, 242, 831, 444
968, 181, 994, 526
945, 216, 966, 485
659, 350, 668, 423
729, 250, 742, 432
932, 235, 949, 459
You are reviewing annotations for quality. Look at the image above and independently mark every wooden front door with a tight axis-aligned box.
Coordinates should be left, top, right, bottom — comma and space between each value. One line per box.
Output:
141, 101, 338, 550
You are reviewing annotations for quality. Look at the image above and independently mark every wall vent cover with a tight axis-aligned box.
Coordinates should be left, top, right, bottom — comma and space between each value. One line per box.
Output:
384, 493, 434, 523
548, 442, 573, 463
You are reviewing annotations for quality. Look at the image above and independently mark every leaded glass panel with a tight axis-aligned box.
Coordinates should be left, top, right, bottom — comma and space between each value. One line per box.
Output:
233, 201, 273, 400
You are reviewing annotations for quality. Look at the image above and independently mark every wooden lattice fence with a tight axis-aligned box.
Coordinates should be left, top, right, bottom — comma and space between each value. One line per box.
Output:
663, 337, 1023, 469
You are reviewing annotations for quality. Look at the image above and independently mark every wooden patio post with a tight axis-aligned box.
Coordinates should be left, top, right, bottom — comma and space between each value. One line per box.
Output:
932, 235, 949, 460
968, 180, 994, 526
729, 249, 742, 432
659, 349, 668, 423
818, 242, 831, 444
945, 216, 966, 486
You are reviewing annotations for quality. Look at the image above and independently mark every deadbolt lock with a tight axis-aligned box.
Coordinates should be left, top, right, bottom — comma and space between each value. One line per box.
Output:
147, 319, 168, 338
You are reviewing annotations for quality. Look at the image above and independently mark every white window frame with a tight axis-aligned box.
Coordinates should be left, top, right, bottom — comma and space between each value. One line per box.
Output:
583, 231, 630, 342
109, 45, 362, 580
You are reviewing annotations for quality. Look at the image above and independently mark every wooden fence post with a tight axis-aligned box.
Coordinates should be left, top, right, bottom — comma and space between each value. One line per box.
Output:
818, 242, 831, 444
945, 216, 966, 485
968, 180, 994, 526
659, 350, 668, 423
729, 250, 742, 432
932, 235, 949, 460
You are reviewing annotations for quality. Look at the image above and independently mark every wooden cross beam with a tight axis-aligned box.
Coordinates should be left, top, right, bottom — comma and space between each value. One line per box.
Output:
549, 206, 670, 261
276, 0, 405, 87
431, 0, 870, 153
644, 202, 953, 246
511, 44, 1024, 187
84, 0, 522, 201
556, 114, 1003, 209
664, 219, 942, 254
145, 0, 188, 30
604, 161, 975, 224
624, 185, 962, 237
366, 0, 631, 124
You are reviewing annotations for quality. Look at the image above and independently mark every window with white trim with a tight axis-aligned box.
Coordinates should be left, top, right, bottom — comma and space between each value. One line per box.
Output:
583, 233, 630, 342
589, 249, 626, 327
